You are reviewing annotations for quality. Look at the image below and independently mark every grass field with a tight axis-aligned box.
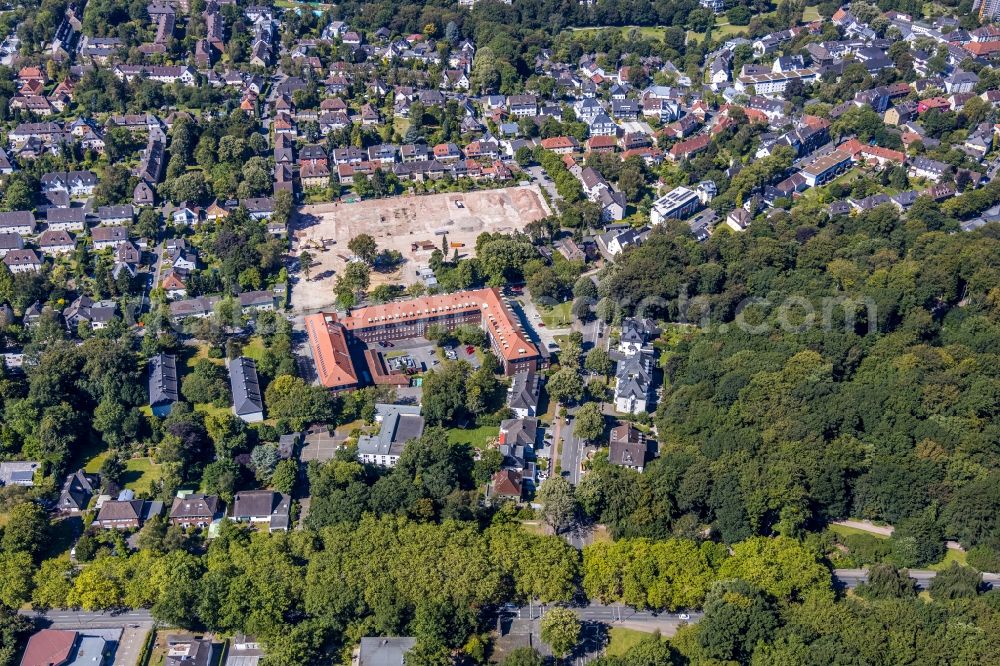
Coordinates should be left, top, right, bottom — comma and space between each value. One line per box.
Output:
539, 301, 573, 329
829, 523, 890, 540
447, 425, 499, 450
929, 548, 968, 571
121, 457, 164, 493
240, 336, 267, 363
521, 521, 547, 536
606, 628, 665, 657
572, 7, 821, 45
194, 401, 231, 421
570, 25, 670, 41
687, 22, 751, 43
185, 341, 222, 370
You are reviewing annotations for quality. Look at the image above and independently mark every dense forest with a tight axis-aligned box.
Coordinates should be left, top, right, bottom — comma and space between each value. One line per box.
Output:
587, 202, 1000, 554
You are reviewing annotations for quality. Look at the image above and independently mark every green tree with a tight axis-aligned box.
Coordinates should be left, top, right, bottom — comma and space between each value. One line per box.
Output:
201, 459, 239, 504
928, 562, 981, 600
540, 607, 581, 659
891, 509, 945, 568
421, 361, 471, 426
271, 459, 298, 495
31, 558, 75, 609
547, 367, 584, 405
1, 501, 50, 559
696, 580, 778, 663
348, 234, 378, 264
502, 647, 544, 666
250, 444, 279, 482
0, 606, 33, 666
299, 250, 313, 281
0, 552, 33, 608
855, 563, 917, 600
717, 537, 832, 602
474, 448, 503, 485
584, 348, 614, 377
182, 359, 231, 406
264, 375, 335, 430
537, 477, 577, 535
573, 402, 604, 443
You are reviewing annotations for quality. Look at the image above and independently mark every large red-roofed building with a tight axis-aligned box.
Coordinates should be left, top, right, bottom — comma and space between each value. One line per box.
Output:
20, 629, 76, 666
305, 288, 542, 391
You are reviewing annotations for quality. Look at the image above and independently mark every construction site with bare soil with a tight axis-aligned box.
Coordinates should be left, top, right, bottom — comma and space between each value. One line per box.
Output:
290, 185, 551, 312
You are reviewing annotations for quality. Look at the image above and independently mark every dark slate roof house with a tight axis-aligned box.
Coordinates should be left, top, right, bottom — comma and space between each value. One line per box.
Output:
609, 423, 649, 472
229, 356, 264, 422
357, 637, 416, 666
170, 493, 223, 527
58, 469, 99, 512
232, 490, 291, 531
507, 370, 540, 417
149, 353, 179, 417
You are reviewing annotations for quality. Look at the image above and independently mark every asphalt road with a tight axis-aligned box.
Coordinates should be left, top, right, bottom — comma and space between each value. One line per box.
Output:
113, 624, 151, 666
512, 602, 703, 635
833, 568, 1000, 590
559, 416, 583, 485
527, 165, 560, 204
22, 608, 154, 629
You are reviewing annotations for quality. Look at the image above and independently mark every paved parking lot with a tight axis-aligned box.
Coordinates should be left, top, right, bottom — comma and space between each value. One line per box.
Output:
299, 427, 343, 462
371, 337, 481, 372
113, 625, 151, 666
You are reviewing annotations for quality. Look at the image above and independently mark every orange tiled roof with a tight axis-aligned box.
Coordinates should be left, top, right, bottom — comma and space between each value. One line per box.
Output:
341, 288, 538, 363
838, 139, 906, 163
305, 313, 358, 389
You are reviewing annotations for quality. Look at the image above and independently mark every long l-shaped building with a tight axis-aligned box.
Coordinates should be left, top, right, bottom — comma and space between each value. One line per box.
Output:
305, 287, 542, 392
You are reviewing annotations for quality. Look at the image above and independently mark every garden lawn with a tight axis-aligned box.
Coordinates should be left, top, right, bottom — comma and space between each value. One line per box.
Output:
195, 402, 232, 421
928, 548, 968, 571
521, 521, 547, 537
241, 336, 267, 363
184, 341, 223, 371
803, 6, 822, 21
829, 523, 890, 540
606, 628, 665, 657
446, 425, 499, 450
570, 25, 670, 41
687, 22, 750, 43
540, 301, 573, 328
121, 457, 164, 493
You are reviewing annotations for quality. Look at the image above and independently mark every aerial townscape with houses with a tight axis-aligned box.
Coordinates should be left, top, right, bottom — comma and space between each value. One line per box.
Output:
3, 0, 1000, 664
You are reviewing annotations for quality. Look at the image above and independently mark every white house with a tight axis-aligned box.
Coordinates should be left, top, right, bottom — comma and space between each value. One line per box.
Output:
650, 187, 701, 224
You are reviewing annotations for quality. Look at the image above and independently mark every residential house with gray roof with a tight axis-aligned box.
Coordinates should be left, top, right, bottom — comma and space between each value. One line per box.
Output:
229, 357, 264, 422
0, 461, 39, 486
357, 404, 424, 467
149, 353, 179, 417
357, 637, 416, 666
232, 490, 291, 531
58, 469, 99, 512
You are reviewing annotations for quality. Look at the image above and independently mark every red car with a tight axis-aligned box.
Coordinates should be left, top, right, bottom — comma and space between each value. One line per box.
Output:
465, 345, 475, 354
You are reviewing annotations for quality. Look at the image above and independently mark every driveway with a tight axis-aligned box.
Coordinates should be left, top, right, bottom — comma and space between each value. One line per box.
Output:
299, 427, 343, 462
513, 296, 567, 352
527, 165, 559, 204
113, 624, 151, 666
559, 417, 583, 485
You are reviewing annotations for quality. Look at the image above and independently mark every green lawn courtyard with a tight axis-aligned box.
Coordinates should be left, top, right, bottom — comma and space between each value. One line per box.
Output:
446, 425, 499, 450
